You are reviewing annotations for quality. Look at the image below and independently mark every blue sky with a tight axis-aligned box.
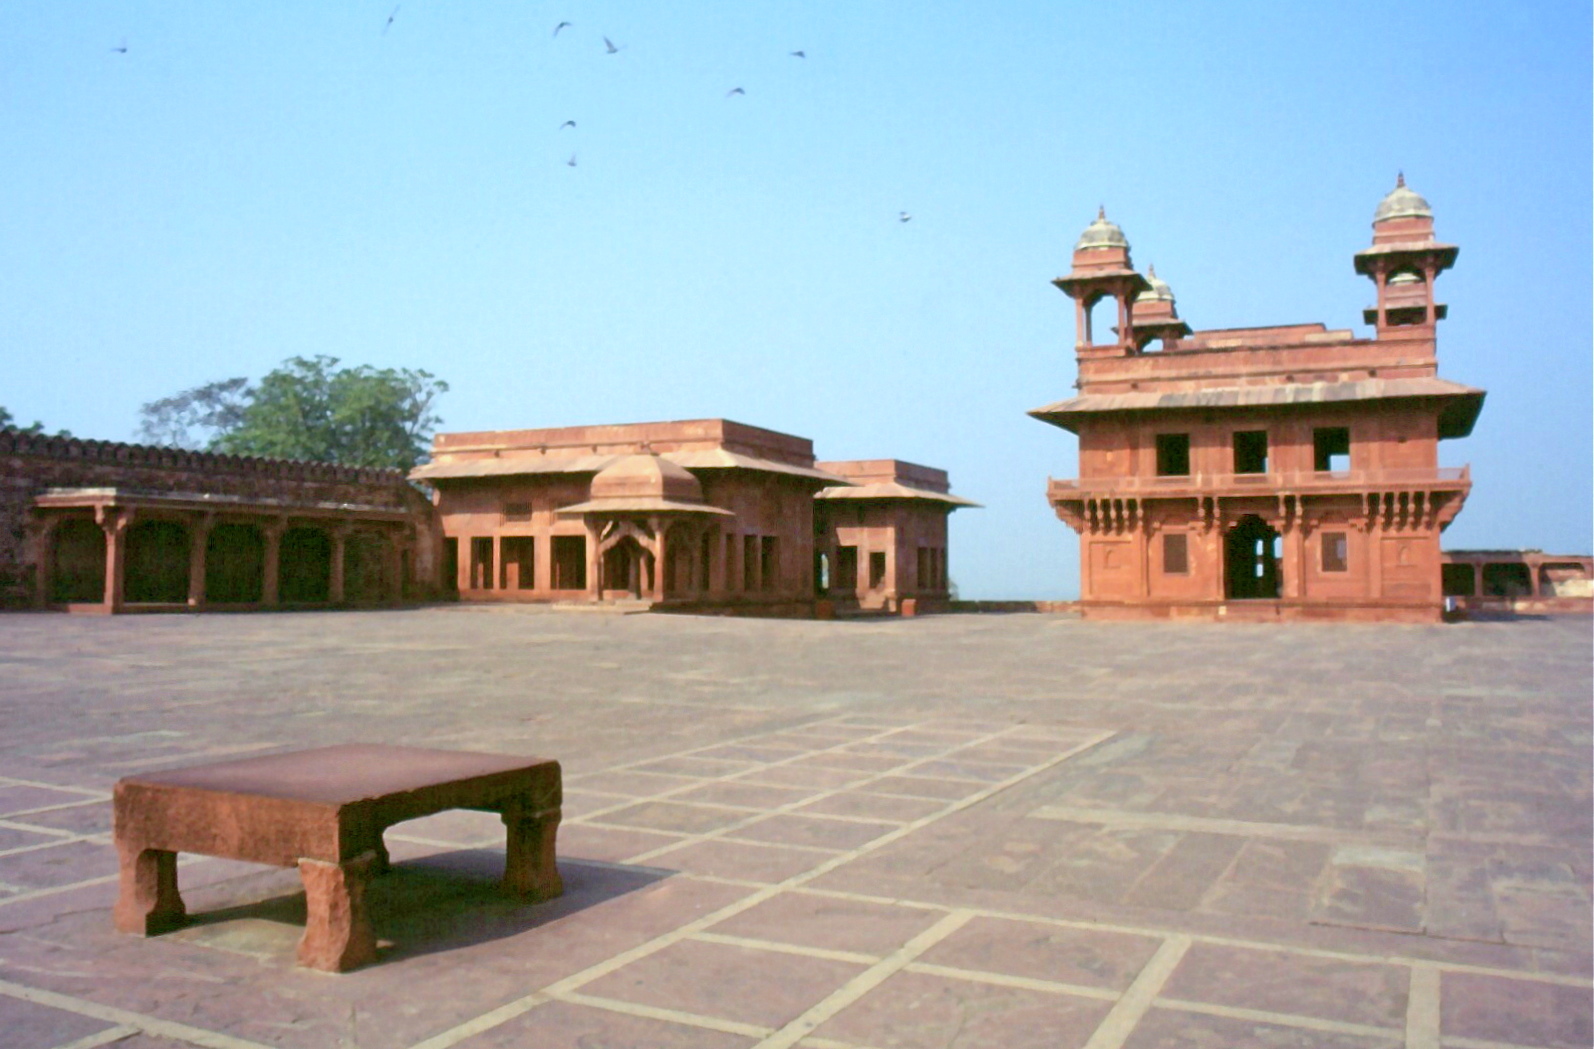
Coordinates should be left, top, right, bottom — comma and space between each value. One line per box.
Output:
3, 2, 1589, 599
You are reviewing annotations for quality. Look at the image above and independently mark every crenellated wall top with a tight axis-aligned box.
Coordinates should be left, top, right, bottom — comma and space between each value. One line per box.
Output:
0, 428, 408, 486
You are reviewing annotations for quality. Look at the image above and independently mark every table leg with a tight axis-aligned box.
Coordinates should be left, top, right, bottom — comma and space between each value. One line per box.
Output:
113, 844, 185, 935
296, 851, 378, 972
502, 805, 563, 901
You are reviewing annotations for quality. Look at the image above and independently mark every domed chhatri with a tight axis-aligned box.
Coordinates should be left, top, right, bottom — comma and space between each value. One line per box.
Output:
1135, 264, 1175, 303
589, 454, 704, 504
1075, 206, 1130, 251
1373, 173, 1433, 224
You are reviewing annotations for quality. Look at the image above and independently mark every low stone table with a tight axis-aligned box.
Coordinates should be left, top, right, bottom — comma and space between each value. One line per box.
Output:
112, 744, 562, 972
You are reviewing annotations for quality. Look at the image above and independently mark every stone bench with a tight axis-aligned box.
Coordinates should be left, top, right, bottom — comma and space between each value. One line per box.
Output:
113, 744, 562, 972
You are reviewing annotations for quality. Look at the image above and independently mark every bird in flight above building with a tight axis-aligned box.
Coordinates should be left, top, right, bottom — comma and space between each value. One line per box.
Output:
559, 120, 576, 129
726, 87, 745, 97
899, 212, 912, 223
603, 36, 620, 54
383, 6, 399, 33
567, 153, 577, 167
553, 22, 572, 36
790, 50, 805, 58
111, 38, 128, 53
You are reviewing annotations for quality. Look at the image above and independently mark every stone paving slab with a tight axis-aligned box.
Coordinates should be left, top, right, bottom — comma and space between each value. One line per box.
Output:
0, 608, 1589, 1049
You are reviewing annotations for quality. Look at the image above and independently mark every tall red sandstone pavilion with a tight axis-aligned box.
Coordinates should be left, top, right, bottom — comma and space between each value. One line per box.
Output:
1031, 178, 1484, 621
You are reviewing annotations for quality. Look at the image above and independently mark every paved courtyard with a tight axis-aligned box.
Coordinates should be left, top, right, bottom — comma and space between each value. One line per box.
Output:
0, 608, 1589, 1049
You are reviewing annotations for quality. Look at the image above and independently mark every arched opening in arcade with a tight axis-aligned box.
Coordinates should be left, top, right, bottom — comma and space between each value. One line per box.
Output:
601, 536, 651, 599
279, 526, 332, 603
205, 523, 265, 604
1225, 515, 1281, 600
49, 518, 105, 603
125, 520, 189, 604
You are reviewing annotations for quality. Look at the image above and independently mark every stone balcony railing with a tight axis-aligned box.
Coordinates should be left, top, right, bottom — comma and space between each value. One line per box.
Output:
1047, 465, 1470, 502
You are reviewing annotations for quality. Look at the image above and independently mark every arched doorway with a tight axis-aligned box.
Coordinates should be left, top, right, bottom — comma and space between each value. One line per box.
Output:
206, 523, 265, 603
1225, 515, 1281, 600
125, 520, 190, 603
601, 536, 651, 598
50, 519, 105, 603
279, 526, 332, 603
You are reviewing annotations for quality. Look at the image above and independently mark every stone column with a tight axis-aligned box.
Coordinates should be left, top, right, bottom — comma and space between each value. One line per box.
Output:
1471, 562, 1483, 599
329, 525, 348, 604
27, 518, 56, 609
187, 514, 214, 610
99, 508, 128, 614
651, 518, 667, 602
261, 519, 284, 607
585, 523, 601, 600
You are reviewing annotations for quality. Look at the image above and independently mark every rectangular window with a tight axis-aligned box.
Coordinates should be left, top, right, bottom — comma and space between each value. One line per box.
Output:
743, 535, 758, 591
1233, 430, 1269, 474
1155, 433, 1191, 476
760, 536, 778, 592
551, 535, 586, 590
1313, 427, 1350, 472
1321, 532, 1348, 573
470, 537, 494, 590
1163, 533, 1189, 574
502, 502, 533, 523
868, 551, 887, 589
500, 536, 535, 590
836, 546, 858, 591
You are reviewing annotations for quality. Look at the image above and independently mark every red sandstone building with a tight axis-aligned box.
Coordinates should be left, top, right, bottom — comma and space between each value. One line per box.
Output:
815, 460, 979, 614
1033, 179, 1484, 622
410, 420, 975, 615
1, 431, 439, 613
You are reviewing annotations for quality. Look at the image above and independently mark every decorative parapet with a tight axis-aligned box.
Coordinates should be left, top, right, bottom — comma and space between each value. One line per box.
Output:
0, 429, 407, 486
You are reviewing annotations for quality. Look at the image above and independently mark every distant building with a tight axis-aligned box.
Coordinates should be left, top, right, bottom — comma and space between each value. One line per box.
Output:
1442, 549, 1593, 615
814, 460, 979, 614
410, 419, 976, 616
1032, 179, 1484, 621
1, 430, 439, 612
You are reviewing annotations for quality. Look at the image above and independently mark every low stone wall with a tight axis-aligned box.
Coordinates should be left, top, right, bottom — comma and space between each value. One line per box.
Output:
0, 430, 443, 607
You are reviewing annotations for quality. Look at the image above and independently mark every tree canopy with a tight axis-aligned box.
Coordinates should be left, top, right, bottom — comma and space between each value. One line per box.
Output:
0, 407, 69, 437
137, 356, 447, 471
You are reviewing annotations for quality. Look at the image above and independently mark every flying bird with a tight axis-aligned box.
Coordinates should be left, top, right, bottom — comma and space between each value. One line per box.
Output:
553, 21, 572, 36
383, 6, 399, 33
603, 36, 619, 54
567, 153, 577, 167
789, 50, 805, 58
726, 87, 745, 97
559, 120, 576, 129
899, 212, 912, 223
111, 38, 128, 54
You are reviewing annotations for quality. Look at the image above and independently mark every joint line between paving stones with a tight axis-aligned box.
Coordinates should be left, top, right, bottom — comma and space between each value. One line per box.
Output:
45, 1025, 141, 1049
0, 853, 220, 909
0, 831, 107, 859
402, 727, 1118, 1049
792, 883, 1593, 990
0, 978, 273, 1049
1442, 1036, 1573, 1049
0, 777, 109, 798
553, 990, 774, 1039
750, 909, 977, 1049
1405, 964, 1441, 1049
565, 718, 958, 828
1154, 997, 1403, 1040
620, 724, 1115, 865
1080, 934, 1191, 1049
690, 930, 879, 965
903, 961, 1121, 1002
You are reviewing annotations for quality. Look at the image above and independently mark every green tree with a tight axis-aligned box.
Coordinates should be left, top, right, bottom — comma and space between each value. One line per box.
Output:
137, 357, 447, 471
0, 407, 70, 437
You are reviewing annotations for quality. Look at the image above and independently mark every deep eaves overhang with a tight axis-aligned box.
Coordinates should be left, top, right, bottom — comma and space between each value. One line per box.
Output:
1028, 378, 1486, 440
